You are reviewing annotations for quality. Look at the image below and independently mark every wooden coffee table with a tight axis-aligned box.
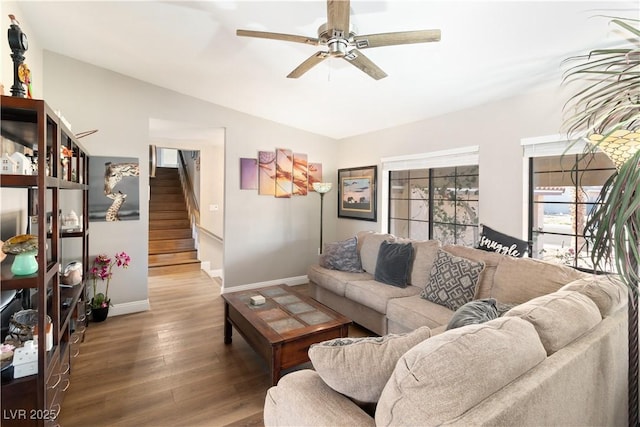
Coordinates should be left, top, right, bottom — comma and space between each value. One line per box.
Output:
222, 284, 351, 385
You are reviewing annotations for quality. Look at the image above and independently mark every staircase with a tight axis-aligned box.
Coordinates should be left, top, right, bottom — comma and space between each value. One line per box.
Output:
148, 167, 201, 276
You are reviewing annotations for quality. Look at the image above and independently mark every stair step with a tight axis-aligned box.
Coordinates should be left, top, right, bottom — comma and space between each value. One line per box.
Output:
152, 194, 187, 203
150, 202, 187, 211
150, 186, 182, 194
149, 251, 198, 264
149, 258, 200, 267
150, 211, 189, 220
155, 167, 179, 174
150, 219, 190, 230
149, 229, 192, 240
151, 177, 181, 184
149, 181, 182, 190
148, 261, 201, 277
149, 238, 196, 254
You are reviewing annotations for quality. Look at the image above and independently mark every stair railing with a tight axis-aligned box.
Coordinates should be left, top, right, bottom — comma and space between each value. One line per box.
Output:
177, 151, 201, 245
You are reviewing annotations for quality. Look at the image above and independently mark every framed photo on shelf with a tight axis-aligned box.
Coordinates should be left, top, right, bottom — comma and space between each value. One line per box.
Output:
338, 165, 377, 221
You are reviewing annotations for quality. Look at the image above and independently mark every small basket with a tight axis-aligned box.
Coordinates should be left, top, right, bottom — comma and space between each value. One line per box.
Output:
8, 309, 51, 343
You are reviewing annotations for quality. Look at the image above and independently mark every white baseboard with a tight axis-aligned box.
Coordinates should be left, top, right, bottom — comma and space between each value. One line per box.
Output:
200, 261, 223, 279
206, 268, 223, 278
109, 299, 150, 316
220, 275, 308, 294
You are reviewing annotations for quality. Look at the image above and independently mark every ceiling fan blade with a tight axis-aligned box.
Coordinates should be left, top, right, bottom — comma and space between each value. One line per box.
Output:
353, 29, 441, 49
287, 51, 329, 78
343, 49, 387, 80
327, 0, 350, 36
237, 29, 319, 46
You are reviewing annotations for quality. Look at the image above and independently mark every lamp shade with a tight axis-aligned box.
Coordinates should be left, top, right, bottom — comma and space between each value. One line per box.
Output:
589, 129, 640, 168
313, 182, 332, 194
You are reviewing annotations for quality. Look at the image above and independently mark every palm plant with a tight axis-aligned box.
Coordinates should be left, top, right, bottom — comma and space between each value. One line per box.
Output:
562, 16, 639, 426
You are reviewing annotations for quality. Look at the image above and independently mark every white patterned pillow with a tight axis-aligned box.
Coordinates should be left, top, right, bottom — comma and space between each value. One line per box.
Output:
320, 237, 363, 272
421, 249, 485, 311
308, 327, 432, 403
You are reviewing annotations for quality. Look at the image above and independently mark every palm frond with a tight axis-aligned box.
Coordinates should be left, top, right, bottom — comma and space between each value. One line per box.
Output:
563, 17, 640, 291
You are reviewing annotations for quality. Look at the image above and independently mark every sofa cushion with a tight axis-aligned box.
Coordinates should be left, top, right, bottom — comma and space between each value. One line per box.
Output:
560, 276, 626, 318
308, 327, 432, 403
443, 244, 505, 299
446, 298, 499, 330
320, 237, 363, 273
374, 241, 414, 287
421, 249, 485, 311
307, 264, 372, 297
491, 256, 587, 305
396, 238, 441, 287
504, 290, 601, 355
477, 224, 528, 257
376, 317, 546, 426
264, 370, 376, 427
360, 233, 394, 273
345, 280, 422, 314
386, 294, 455, 330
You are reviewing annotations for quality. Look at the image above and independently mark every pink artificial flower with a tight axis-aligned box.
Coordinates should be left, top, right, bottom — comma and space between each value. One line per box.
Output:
89, 251, 132, 308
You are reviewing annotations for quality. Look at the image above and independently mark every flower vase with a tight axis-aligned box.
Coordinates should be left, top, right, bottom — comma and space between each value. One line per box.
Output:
11, 251, 38, 276
91, 306, 109, 322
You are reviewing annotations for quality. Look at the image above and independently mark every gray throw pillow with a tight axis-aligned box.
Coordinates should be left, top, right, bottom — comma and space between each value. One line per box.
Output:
446, 298, 498, 330
420, 249, 485, 311
320, 237, 363, 272
374, 241, 414, 287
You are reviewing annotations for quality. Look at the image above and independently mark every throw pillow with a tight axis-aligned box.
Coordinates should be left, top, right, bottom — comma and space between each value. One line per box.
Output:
374, 241, 414, 288
308, 326, 432, 403
446, 298, 498, 330
420, 249, 485, 311
477, 224, 528, 257
320, 237, 363, 273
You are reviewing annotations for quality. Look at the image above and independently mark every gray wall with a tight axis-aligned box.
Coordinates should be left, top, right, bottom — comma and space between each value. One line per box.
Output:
335, 85, 569, 241
41, 52, 338, 307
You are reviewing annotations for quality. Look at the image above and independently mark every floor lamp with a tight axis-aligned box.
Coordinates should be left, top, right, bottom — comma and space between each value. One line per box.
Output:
313, 182, 332, 254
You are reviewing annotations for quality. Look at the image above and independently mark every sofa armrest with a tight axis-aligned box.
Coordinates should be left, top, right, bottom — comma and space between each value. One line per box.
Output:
264, 370, 375, 427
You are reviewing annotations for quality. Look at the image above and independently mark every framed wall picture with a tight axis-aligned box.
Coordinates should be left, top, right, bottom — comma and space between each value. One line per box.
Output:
338, 165, 377, 221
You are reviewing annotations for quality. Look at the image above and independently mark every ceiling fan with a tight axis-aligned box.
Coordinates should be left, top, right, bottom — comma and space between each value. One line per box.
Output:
236, 0, 441, 80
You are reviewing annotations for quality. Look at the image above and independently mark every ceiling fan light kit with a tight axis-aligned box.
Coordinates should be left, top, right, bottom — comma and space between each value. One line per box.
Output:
237, 0, 441, 80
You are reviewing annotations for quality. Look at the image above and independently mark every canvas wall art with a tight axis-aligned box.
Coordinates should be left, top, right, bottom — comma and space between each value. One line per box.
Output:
275, 148, 293, 198
293, 153, 308, 196
308, 162, 323, 192
89, 156, 140, 222
258, 150, 276, 196
240, 157, 258, 190
245, 149, 322, 198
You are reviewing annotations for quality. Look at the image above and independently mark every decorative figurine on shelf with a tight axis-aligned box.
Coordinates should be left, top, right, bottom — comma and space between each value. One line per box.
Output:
2, 234, 38, 276
18, 63, 32, 99
7, 14, 28, 98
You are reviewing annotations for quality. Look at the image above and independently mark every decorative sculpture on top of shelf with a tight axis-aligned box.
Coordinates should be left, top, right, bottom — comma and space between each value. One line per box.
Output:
7, 14, 29, 98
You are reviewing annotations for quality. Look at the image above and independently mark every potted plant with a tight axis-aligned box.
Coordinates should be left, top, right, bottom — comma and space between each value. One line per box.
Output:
88, 251, 131, 322
562, 16, 639, 425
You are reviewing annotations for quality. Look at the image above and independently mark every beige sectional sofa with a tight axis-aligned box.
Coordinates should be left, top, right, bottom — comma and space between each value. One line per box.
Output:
264, 232, 629, 426
308, 231, 591, 335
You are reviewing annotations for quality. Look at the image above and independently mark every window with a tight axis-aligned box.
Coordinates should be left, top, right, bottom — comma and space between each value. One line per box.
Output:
389, 165, 479, 245
529, 152, 616, 269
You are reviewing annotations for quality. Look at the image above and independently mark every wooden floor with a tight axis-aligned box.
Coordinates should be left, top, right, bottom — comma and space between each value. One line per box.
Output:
58, 271, 369, 427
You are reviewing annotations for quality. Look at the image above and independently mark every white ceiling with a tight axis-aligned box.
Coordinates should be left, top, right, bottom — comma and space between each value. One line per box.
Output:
16, 0, 638, 139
